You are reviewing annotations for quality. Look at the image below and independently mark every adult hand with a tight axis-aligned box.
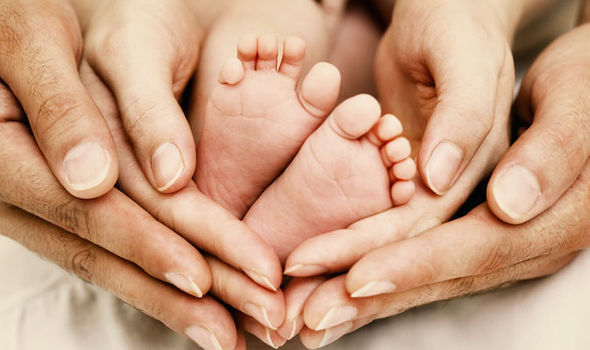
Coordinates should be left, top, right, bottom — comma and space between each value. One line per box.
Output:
0, 202, 247, 350
0, 80, 239, 349
79, 61, 287, 344
487, 22, 590, 224
375, 0, 518, 197
288, 23, 590, 348
71, 0, 202, 193
0, 0, 118, 199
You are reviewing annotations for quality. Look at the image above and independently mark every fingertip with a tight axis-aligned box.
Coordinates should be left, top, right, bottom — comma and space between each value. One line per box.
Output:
421, 141, 464, 195
150, 140, 196, 194
487, 163, 541, 225
62, 140, 119, 199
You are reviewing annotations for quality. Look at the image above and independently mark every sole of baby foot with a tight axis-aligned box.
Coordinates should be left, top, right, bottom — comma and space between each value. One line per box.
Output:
195, 34, 342, 218
244, 94, 416, 262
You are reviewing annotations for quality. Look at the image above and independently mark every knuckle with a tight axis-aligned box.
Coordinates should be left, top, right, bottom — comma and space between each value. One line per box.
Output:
474, 236, 514, 273
34, 92, 84, 138
447, 276, 476, 297
541, 118, 587, 173
66, 245, 97, 282
121, 97, 162, 140
51, 197, 93, 242
89, 29, 129, 58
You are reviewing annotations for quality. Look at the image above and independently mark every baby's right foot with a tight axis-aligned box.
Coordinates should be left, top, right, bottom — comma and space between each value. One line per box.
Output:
195, 34, 341, 218
244, 95, 416, 262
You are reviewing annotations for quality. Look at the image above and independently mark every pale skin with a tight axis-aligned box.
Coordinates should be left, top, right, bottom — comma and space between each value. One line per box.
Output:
233, 0, 580, 344
2, 0, 588, 350
269, 6, 590, 349
190, 1, 410, 346
0, 1, 360, 348
0, 1, 303, 349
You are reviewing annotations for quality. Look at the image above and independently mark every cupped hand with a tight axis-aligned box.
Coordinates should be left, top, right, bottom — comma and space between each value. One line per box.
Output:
375, 0, 517, 197
0, 79, 242, 349
72, 0, 202, 193
487, 22, 590, 224
79, 61, 289, 346
284, 23, 590, 348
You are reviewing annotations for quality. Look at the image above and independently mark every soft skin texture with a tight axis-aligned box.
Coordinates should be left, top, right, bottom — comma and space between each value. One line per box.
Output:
0, 51, 284, 350
278, 0, 567, 342
71, 0, 202, 194
78, 62, 288, 336
282, 23, 590, 348
189, 0, 336, 344
373, 0, 562, 206
244, 94, 415, 262
191, 0, 333, 220
374, 0, 517, 199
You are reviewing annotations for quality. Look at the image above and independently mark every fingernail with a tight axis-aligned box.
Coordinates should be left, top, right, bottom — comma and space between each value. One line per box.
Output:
288, 318, 298, 340
318, 321, 353, 348
264, 327, 286, 349
284, 264, 329, 276
244, 269, 277, 292
277, 318, 299, 340
350, 280, 396, 298
315, 305, 357, 330
242, 302, 276, 330
165, 272, 203, 298
186, 326, 222, 350
492, 164, 541, 220
152, 142, 184, 191
63, 141, 111, 191
425, 142, 463, 195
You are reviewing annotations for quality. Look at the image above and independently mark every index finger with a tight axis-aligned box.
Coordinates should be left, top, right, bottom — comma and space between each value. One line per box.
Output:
345, 161, 590, 298
0, 202, 236, 350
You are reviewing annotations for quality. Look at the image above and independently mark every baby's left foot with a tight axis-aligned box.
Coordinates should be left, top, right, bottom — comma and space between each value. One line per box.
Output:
244, 94, 416, 262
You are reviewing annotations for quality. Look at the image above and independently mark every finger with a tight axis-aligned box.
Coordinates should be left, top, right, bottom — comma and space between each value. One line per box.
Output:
236, 314, 286, 349
0, 82, 23, 122
346, 164, 590, 298
284, 181, 458, 277
84, 2, 200, 193
489, 30, 590, 224
234, 330, 247, 350
299, 316, 373, 349
418, 44, 513, 195
277, 276, 327, 340
207, 256, 286, 331
0, 121, 211, 297
0, 203, 237, 350
80, 61, 283, 292
305, 252, 574, 335
0, 2, 118, 199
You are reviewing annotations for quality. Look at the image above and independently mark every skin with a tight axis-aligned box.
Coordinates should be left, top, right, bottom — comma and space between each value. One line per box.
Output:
278, 22, 590, 348
0, 60, 286, 350
0, 2, 291, 348
371, 0, 568, 227
245, 0, 574, 343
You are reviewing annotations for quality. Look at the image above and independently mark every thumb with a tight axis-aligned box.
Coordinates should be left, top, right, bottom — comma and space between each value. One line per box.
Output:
418, 45, 514, 195
488, 62, 590, 224
84, 14, 200, 193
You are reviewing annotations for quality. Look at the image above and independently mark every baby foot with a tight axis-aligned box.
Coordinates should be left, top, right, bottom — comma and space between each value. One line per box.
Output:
243, 95, 416, 262
195, 34, 341, 218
